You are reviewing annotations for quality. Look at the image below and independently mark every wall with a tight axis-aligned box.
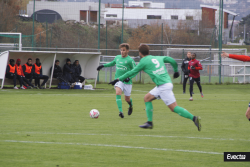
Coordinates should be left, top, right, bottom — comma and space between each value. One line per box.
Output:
27, 1, 105, 24
104, 8, 202, 20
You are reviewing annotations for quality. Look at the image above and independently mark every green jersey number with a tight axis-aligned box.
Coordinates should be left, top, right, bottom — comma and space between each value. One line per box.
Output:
152, 59, 160, 68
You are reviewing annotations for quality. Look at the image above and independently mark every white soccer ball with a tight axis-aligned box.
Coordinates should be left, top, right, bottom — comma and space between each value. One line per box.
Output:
89, 109, 100, 118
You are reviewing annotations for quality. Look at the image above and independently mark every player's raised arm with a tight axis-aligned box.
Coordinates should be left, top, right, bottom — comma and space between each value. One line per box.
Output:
163, 56, 179, 78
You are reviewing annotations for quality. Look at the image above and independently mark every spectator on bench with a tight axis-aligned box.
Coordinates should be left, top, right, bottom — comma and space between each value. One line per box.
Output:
15, 59, 34, 89
22, 58, 33, 83
63, 58, 76, 83
5, 59, 22, 89
73, 60, 85, 83
51, 60, 63, 78
50, 60, 68, 83
32, 58, 49, 89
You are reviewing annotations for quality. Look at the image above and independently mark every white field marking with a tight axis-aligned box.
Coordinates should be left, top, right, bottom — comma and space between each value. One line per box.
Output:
2, 140, 222, 155
8, 132, 250, 142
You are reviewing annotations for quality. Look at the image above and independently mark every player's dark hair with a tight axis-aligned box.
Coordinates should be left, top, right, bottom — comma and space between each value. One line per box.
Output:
119, 43, 129, 50
192, 53, 197, 57
75, 60, 79, 62
28, 58, 32, 61
138, 44, 150, 56
55, 60, 59, 63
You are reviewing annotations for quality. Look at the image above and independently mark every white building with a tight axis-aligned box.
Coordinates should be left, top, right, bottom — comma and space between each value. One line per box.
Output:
128, 1, 165, 8
104, 8, 202, 20
27, 1, 105, 24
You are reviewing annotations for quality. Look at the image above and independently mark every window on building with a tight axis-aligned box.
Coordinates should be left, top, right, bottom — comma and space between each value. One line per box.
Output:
186, 16, 193, 20
171, 15, 178, 20
106, 14, 117, 18
147, 15, 161, 19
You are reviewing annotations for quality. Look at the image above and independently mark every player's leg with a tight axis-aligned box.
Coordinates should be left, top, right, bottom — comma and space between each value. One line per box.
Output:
195, 77, 203, 97
139, 87, 158, 129
159, 83, 201, 131
16, 75, 24, 88
189, 77, 194, 101
40, 75, 49, 88
246, 103, 250, 121
183, 75, 188, 94
22, 77, 35, 88
115, 81, 124, 118
124, 84, 133, 115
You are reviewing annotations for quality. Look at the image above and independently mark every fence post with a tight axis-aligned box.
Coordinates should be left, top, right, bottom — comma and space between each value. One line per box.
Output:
209, 46, 211, 83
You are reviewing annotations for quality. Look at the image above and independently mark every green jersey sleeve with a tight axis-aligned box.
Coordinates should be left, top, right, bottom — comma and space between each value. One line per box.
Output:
119, 61, 144, 81
104, 57, 116, 67
128, 59, 137, 79
163, 56, 178, 72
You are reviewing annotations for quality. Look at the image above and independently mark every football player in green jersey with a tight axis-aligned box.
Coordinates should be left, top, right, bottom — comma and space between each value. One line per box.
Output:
109, 44, 201, 131
97, 43, 136, 118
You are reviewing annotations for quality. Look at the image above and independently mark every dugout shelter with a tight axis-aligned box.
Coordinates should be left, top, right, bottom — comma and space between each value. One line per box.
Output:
0, 50, 101, 89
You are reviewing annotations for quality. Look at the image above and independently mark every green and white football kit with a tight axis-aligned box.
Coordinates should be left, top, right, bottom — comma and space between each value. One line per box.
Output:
103, 55, 136, 114
118, 55, 201, 130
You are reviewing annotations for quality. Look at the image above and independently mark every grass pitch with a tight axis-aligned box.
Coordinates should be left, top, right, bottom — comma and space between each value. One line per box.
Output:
0, 84, 249, 167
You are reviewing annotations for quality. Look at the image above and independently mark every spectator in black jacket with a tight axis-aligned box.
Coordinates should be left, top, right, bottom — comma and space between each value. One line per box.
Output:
5, 59, 20, 89
50, 60, 63, 78
181, 51, 191, 94
73, 60, 85, 83
63, 58, 75, 83
32, 58, 49, 89
22, 58, 33, 82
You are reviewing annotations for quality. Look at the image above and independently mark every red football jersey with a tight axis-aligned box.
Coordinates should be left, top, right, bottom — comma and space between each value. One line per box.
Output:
188, 59, 203, 78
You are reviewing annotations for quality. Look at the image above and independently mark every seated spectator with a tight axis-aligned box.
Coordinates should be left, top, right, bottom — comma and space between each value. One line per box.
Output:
15, 59, 34, 89
32, 58, 49, 89
63, 58, 76, 83
50, 60, 63, 78
5, 59, 21, 89
22, 58, 33, 83
73, 60, 85, 83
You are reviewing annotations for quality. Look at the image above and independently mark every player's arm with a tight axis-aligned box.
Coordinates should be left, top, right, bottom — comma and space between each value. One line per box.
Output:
229, 54, 250, 62
128, 59, 137, 79
119, 62, 143, 81
221, 51, 250, 62
163, 56, 180, 78
97, 57, 116, 71
181, 59, 186, 72
195, 61, 203, 70
163, 56, 178, 72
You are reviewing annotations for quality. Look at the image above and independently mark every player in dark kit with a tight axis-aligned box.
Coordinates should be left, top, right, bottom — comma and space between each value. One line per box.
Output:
221, 51, 250, 121
181, 51, 191, 94
188, 53, 203, 101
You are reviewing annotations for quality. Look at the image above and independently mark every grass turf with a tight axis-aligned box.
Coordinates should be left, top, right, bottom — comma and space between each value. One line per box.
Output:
0, 84, 249, 167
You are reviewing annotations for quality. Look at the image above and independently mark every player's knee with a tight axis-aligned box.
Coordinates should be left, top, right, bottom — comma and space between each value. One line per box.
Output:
245, 108, 250, 119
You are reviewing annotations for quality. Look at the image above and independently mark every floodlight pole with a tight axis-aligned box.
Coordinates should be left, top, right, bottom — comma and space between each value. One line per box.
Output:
32, 0, 35, 50
98, 0, 101, 51
121, 0, 124, 43
218, 0, 223, 84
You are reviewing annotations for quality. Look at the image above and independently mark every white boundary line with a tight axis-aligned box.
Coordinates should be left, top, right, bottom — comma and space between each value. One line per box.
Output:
6, 132, 250, 142
2, 140, 222, 155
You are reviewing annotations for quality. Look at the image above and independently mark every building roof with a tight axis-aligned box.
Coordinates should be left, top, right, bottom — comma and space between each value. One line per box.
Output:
200, 4, 237, 16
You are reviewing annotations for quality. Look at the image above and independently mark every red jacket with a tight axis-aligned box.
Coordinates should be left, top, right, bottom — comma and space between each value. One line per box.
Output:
188, 59, 203, 78
229, 54, 250, 62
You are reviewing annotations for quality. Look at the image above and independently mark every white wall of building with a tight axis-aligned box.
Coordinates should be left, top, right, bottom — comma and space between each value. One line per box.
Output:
128, 1, 165, 8
27, 1, 105, 23
104, 8, 202, 20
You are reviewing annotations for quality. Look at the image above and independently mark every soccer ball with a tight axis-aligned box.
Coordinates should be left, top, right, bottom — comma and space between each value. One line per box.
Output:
89, 109, 99, 118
